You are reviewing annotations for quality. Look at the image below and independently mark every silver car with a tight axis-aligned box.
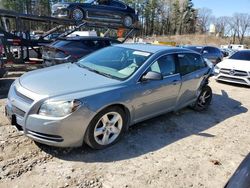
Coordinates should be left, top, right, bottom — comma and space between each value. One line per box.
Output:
5, 44, 213, 149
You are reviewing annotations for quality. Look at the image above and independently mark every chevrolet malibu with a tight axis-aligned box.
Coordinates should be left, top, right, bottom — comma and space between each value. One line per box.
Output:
5, 44, 213, 149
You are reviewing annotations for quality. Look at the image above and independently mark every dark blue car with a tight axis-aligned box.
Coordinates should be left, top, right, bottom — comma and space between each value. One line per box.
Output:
52, 0, 138, 28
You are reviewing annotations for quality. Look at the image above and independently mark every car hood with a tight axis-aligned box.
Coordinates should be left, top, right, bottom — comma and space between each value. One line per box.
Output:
19, 63, 120, 96
217, 59, 250, 71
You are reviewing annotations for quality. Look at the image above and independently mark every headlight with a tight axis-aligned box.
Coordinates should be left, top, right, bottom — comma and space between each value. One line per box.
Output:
38, 100, 82, 117
214, 65, 220, 73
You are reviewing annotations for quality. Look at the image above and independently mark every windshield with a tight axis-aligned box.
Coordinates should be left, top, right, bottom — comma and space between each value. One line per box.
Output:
84, 0, 95, 3
77, 46, 152, 80
229, 51, 250, 61
184, 46, 202, 53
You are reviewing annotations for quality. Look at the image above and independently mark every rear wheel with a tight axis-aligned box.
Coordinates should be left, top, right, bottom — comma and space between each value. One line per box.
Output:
72, 8, 84, 22
85, 106, 127, 149
192, 85, 212, 111
123, 16, 133, 27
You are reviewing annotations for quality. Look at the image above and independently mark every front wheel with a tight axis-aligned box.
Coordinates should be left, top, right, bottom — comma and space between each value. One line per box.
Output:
192, 85, 212, 111
85, 106, 127, 149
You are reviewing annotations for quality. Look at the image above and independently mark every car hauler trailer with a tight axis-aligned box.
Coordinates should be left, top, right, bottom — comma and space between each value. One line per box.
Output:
0, 8, 139, 66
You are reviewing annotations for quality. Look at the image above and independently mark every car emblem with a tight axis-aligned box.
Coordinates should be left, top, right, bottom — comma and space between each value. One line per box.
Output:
229, 69, 235, 76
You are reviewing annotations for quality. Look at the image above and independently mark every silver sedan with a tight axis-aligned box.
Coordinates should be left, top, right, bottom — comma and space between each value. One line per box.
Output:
5, 44, 213, 149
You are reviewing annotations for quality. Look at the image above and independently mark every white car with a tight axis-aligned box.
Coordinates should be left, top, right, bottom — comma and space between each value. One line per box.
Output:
214, 50, 250, 86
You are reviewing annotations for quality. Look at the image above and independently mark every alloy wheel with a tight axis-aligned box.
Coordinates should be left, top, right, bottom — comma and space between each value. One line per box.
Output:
94, 112, 123, 146
197, 90, 212, 108
72, 9, 84, 21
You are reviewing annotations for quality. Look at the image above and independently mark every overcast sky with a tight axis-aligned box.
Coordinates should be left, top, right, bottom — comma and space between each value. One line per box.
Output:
192, 0, 250, 17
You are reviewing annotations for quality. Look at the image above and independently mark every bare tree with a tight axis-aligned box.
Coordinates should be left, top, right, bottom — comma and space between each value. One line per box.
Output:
197, 8, 213, 33
232, 13, 250, 44
215, 16, 231, 37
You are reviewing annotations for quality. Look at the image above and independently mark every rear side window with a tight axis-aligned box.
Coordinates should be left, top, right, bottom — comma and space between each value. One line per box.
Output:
52, 40, 83, 48
110, 1, 126, 9
178, 53, 206, 75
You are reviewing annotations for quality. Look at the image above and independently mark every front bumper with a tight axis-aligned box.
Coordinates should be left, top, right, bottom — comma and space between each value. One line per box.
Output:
214, 72, 250, 86
5, 82, 96, 147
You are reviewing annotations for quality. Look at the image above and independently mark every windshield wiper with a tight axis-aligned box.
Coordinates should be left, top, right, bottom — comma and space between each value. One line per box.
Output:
77, 63, 116, 79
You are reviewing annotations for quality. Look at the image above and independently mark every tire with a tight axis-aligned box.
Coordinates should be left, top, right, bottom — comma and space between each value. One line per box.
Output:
123, 16, 133, 27
192, 85, 212, 111
72, 8, 84, 22
85, 106, 127, 149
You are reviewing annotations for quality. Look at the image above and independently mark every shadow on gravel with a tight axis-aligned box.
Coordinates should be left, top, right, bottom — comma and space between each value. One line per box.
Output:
37, 90, 248, 162
0, 78, 15, 99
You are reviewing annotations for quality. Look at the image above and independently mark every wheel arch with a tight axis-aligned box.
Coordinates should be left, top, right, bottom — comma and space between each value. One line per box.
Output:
96, 103, 132, 128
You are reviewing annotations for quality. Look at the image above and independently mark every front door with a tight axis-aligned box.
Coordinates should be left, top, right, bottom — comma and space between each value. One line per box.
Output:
132, 54, 181, 123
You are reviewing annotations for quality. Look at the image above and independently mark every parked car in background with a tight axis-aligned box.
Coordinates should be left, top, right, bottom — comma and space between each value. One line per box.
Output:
6, 44, 213, 149
183, 45, 223, 65
221, 48, 236, 58
44, 33, 61, 41
214, 50, 250, 86
42, 36, 121, 67
52, 0, 138, 28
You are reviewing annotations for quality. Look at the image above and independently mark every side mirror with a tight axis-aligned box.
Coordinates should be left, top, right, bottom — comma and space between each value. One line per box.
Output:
141, 71, 163, 82
203, 50, 208, 54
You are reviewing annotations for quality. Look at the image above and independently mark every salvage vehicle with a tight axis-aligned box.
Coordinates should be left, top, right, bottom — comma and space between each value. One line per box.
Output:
5, 44, 213, 149
52, 0, 138, 27
214, 50, 250, 86
183, 45, 223, 65
42, 36, 121, 67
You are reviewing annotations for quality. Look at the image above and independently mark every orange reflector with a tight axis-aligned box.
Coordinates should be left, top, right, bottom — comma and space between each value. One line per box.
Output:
117, 28, 125, 38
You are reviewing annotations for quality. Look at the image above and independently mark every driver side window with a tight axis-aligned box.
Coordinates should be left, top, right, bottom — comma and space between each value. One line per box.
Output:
148, 55, 177, 77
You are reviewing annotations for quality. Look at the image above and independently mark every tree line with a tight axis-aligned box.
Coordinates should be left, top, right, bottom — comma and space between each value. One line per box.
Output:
1, 0, 250, 44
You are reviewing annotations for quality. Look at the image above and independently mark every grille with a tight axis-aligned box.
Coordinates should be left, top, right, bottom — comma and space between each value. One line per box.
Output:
14, 87, 34, 104
218, 76, 247, 84
220, 68, 248, 76
27, 130, 64, 142
12, 105, 25, 117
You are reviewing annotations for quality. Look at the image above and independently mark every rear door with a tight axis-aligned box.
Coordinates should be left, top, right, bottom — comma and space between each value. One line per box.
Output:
176, 53, 208, 109
133, 54, 182, 122
87, 0, 125, 22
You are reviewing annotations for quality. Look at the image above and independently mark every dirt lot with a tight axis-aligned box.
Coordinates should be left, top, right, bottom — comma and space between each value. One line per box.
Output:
0, 78, 250, 188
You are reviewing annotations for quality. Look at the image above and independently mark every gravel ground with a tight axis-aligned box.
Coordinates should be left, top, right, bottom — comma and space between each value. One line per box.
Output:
0, 78, 250, 188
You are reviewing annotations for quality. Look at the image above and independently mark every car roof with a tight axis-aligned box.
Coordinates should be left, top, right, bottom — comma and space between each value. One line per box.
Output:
115, 44, 191, 53
184, 45, 219, 49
